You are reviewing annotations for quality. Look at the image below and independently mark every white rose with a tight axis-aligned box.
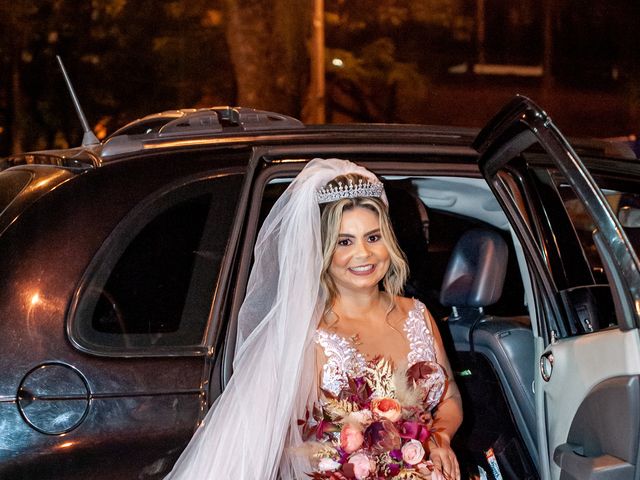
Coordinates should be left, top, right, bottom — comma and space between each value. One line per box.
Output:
401, 439, 426, 465
348, 409, 373, 425
318, 457, 341, 472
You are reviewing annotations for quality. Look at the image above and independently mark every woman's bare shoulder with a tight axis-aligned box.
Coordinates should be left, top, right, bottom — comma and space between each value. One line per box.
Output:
394, 295, 419, 315
395, 295, 435, 320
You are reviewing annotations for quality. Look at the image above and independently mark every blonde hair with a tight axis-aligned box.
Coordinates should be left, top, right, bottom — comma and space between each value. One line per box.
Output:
319, 174, 409, 313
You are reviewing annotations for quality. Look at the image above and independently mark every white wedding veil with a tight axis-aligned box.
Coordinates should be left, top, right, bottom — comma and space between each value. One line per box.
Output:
164, 158, 383, 479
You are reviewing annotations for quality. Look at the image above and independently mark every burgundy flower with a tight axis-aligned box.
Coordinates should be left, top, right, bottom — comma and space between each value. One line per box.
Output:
315, 419, 340, 441
328, 472, 350, 480
389, 449, 403, 461
353, 377, 366, 389
407, 361, 437, 382
337, 448, 349, 464
399, 420, 430, 444
364, 419, 401, 452
340, 462, 356, 478
387, 463, 401, 476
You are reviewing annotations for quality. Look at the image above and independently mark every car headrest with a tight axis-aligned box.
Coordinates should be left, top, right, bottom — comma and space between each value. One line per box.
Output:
439, 228, 508, 308
386, 181, 430, 299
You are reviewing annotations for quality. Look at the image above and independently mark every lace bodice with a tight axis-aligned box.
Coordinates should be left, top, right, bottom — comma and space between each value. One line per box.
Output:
316, 299, 446, 411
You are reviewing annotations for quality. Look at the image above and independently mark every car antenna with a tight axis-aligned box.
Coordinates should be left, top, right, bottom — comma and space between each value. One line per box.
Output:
56, 55, 100, 146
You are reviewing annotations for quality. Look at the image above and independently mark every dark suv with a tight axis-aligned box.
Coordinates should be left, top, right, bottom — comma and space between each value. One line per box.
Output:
2, 98, 640, 480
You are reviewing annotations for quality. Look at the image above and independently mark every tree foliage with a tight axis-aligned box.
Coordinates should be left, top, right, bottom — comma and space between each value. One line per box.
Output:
0, 0, 233, 153
323, 0, 464, 122
326, 39, 428, 122
224, 0, 310, 116
1, 0, 638, 155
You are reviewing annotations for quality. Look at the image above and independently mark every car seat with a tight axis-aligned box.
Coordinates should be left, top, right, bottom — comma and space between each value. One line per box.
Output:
386, 180, 431, 301
439, 228, 538, 475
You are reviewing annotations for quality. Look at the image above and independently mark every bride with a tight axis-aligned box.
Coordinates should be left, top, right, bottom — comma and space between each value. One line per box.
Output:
164, 159, 462, 480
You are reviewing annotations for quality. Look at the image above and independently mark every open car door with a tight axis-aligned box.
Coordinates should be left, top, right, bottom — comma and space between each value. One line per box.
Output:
474, 96, 640, 480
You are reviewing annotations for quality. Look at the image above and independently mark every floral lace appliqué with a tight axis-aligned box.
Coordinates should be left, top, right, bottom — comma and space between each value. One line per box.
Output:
316, 300, 446, 410
316, 330, 367, 397
403, 300, 446, 411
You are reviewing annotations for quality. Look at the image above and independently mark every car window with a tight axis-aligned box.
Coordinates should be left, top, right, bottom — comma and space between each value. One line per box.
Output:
69, 173, 243, 355
561, 188, 640, 271
532, 166, 618, 335
589, 179, 640, 258
611, 191, 640, 254
256, 173, 526, 320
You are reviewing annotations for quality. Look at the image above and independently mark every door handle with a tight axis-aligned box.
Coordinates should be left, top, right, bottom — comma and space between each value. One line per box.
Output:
554, 443, 634, 478
540, 351, 554, 382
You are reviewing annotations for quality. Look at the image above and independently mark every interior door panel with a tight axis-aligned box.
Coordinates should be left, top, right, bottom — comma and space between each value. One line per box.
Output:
541, 329, 640, 479
554, 375, 640, 480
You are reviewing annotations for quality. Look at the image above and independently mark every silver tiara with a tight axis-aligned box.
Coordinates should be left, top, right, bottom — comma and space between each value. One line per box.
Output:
316, 179, 384, 204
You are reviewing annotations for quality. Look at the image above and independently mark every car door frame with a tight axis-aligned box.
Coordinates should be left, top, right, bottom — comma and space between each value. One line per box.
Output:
219, 146, 548, 480
474, 95, 640, 479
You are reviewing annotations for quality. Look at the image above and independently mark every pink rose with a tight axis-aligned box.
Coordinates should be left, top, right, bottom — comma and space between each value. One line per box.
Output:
401, 439, 426, 465
347, 453, 376, 480
340, 423, 364, 453
371, 397, 402, 422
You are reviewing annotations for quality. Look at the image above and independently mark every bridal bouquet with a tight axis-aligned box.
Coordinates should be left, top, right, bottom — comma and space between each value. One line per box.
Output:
299, 358, 441, 480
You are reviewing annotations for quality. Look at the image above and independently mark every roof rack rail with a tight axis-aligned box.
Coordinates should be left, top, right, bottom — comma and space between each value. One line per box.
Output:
100, 107, 305, 158
214, 106, 304, 131
108, 107, 304, 139
101, 107, 304, 157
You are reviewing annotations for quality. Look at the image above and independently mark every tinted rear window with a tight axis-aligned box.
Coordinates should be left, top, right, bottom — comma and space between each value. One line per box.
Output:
69, 173, 243, 354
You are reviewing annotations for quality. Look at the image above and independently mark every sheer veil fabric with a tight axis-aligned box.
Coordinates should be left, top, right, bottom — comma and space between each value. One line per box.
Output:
164, 159, 384, 479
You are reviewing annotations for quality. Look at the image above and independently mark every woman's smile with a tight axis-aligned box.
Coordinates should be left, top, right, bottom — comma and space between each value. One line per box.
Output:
348, 264, 376, 275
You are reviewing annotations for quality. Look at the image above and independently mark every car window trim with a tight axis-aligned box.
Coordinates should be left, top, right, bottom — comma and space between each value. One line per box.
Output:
67, 167, 245, 358
476, 95, 640, 332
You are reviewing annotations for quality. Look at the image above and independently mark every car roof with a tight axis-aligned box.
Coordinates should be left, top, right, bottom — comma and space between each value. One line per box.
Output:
2, 106, 636, 171
99, 106, 481, 160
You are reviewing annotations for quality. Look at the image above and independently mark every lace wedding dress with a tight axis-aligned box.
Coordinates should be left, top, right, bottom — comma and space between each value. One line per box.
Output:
316, 299, 446, 408
305, 300, 448, 479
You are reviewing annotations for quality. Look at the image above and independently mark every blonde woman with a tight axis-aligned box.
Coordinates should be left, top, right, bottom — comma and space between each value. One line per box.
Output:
311, 174, 462, 479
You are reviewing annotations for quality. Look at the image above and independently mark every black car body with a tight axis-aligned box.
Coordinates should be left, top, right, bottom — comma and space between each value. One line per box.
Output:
1, 99, 639, 479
